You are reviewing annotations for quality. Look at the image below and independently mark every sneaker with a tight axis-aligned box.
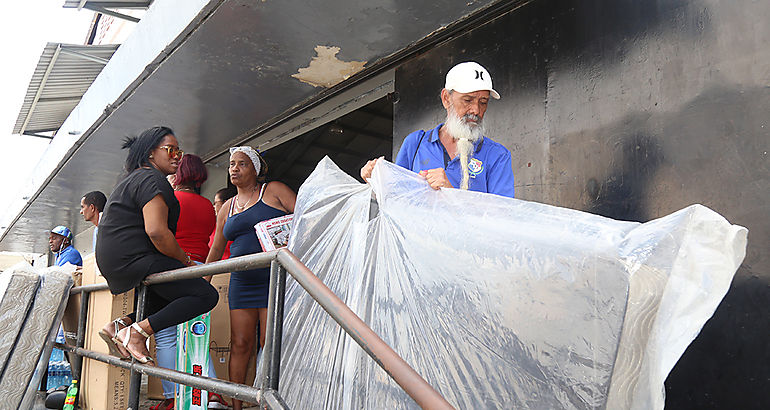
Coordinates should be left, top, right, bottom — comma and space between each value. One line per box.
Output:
208, 392, 230, 409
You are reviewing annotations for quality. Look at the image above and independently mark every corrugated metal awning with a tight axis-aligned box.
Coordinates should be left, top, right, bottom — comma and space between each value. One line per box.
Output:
63, 1, 153, 23
12, 43, 119, 137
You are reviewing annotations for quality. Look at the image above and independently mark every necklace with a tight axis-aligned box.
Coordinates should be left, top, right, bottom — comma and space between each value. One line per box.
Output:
234, 185, 258, 210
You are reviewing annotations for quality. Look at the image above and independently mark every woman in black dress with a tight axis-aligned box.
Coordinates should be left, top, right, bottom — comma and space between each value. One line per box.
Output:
96, 126, 218, 363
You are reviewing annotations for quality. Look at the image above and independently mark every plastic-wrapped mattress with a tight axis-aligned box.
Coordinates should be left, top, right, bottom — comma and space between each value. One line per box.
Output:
280, 157, 747, 409
0, 263, 74, 410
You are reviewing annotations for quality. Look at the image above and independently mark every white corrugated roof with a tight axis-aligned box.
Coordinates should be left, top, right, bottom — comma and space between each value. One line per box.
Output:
63, 1, 153, 23
62, 1, 152, 10
12, 43, 119, 136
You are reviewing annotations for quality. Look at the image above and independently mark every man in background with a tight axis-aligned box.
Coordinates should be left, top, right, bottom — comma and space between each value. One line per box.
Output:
80, 190, 106, 250
47, 225, 82, 267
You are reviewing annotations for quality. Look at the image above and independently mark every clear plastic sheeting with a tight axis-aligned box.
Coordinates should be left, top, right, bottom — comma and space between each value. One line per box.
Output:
281, 157, 747, 409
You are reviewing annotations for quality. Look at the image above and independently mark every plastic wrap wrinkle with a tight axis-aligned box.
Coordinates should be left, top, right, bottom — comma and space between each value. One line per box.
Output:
280, 157, 747, 409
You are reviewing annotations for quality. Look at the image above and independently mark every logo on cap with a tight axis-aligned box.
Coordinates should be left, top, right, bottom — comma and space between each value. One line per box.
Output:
445, 61, 500, 99
50, 225, 72, 240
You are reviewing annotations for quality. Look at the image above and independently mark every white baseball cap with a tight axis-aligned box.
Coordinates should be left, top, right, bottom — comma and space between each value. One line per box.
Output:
444, 61, 500, 99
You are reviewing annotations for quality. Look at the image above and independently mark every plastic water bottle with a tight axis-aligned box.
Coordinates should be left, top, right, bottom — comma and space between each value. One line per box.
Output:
49, 348, 62, 363
54, 362, 64, 388
46, 362, 60, 390
52, 327, 66, 362
56, 327, 66, 344
62, 380, 78, 410
61, 361, 72, 386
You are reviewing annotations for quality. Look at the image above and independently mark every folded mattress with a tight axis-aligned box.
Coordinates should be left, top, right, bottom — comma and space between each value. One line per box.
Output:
279, 158, 748, 410
0, 266, 40, 376
0, 264, 74, 410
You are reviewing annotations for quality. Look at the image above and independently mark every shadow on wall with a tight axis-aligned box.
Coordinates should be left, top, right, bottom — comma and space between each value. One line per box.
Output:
550, 84, 769, 408
582, 133, 664, 222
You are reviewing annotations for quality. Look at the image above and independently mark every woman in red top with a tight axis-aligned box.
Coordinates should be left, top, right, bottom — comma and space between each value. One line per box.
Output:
152, 154, 227, 410
173, 154, 216, 262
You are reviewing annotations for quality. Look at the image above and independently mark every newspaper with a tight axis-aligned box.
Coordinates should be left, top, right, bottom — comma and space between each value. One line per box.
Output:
254, 214, 293, 251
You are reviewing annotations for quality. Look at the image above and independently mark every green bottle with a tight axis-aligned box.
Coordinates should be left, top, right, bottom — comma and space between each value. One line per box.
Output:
62, 379, 78, 410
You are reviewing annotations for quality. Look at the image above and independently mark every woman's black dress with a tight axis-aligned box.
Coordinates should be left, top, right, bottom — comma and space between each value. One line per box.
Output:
96, 167, 181, 294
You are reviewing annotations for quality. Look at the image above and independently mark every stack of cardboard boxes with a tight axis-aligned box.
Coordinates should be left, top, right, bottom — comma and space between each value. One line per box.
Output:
72, 257, 257, 408
78, 254, 133, 410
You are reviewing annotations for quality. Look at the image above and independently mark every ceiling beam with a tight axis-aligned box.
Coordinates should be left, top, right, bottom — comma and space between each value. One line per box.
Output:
59, 47, 110, 65
85, 5, 141, 23
333, 121, 391, 141
36, 96, 83, 104
23, 132, 55, 140
357, 106, 392, 121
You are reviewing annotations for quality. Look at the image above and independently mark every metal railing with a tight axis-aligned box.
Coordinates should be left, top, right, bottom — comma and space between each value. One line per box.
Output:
58, 248, 454, 409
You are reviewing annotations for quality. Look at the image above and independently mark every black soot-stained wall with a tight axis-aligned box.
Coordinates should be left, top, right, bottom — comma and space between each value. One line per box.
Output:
393, 0, 769, 408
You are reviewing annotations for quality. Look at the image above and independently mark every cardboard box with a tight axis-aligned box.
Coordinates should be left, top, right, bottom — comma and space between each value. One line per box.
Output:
80, 254, 134, 410
60, 267, 82, 346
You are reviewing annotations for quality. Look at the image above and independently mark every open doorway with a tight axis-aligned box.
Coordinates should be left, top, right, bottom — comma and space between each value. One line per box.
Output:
260, 95, 394, 192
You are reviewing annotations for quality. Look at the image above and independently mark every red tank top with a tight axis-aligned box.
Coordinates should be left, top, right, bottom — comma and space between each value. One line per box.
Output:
174, 191, 216, 262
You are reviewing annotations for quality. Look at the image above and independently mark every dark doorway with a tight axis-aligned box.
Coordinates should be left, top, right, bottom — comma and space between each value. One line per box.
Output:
261, 95, 394, 192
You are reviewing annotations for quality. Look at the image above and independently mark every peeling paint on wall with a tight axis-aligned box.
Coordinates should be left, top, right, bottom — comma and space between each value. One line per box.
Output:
292, 46, 367, 88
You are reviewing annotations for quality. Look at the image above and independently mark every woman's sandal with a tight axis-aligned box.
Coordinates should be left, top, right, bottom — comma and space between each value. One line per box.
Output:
208, 392, 229, 409
118, 323, 155, 364
98, 318, 130, 359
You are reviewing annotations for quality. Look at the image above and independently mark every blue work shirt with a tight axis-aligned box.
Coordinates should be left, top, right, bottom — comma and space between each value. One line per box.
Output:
55, 245, 83, 267
395, 124, 515, 197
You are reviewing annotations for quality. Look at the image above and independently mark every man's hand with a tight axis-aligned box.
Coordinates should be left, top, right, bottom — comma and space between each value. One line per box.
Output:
419, 168, 453, 190
360, 156, 383, 181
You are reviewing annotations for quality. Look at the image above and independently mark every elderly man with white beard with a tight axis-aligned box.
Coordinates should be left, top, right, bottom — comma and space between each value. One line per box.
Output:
360, 61, 515, 197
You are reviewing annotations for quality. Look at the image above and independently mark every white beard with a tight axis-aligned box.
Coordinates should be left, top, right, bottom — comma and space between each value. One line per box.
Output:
444, 110, 485, 143
445, 110, 485, 190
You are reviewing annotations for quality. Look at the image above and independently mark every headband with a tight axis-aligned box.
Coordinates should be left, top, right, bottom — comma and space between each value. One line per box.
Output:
229, 146, 261, 175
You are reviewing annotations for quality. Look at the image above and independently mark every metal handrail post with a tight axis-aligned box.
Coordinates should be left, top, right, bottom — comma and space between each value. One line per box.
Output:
72, 290, 90, 381
262, 259, 280, 392
127, 284, 147, 410
263, 389, 290, 409
275, 249, 455, 410
269, 264, 287, 390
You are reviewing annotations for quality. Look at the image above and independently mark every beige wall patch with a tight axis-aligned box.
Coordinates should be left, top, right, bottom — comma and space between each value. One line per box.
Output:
292, 46, 367, 88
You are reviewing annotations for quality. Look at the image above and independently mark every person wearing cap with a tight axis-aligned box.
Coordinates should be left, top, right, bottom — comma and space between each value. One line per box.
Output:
360, 61, 515, 197
48, 226, 83, 267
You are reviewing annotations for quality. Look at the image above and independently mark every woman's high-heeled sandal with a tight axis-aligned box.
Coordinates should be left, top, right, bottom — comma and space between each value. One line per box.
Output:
98, 318, 130, 359
119, 323, 155, 364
